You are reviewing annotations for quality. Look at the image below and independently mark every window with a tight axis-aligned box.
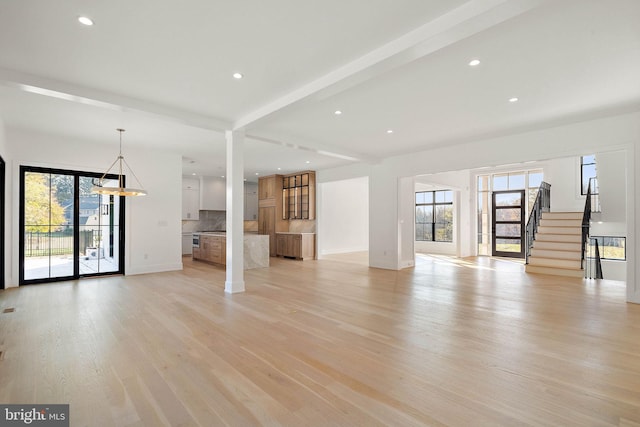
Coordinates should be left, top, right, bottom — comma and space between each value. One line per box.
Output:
416, 190, 453, 242
581, 155, 597, 195
588, 236, 626, 261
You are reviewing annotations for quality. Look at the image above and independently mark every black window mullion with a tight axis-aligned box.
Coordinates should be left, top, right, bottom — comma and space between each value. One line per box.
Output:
416, 190, 453, 242
73, 174, 80, 277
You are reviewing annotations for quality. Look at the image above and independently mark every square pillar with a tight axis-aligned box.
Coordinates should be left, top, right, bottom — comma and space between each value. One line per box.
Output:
225, 130, 245, 293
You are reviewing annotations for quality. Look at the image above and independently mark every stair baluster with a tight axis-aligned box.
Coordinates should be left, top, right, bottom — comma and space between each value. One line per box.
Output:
525, 181, 551, 264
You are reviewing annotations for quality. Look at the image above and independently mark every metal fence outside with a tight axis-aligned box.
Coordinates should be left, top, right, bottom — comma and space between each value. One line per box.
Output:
24, 230, 94, 257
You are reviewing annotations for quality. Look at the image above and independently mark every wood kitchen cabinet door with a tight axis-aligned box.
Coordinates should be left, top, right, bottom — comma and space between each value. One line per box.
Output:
259, 206, 277, 255
258, 176, 276, 200
276, 234, 287, 257
276, 233, 315, 260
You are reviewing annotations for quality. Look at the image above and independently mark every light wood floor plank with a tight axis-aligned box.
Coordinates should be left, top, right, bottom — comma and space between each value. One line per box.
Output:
1, 254, 639, 426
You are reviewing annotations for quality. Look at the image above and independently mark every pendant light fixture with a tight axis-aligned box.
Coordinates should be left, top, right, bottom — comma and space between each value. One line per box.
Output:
92, 128, 147, 196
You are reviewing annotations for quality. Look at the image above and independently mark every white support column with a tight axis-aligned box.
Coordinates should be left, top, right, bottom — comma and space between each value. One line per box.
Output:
225, 129, 245, 293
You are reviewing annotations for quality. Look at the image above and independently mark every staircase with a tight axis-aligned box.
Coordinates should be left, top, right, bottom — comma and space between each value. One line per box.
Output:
525, 211, 583, 277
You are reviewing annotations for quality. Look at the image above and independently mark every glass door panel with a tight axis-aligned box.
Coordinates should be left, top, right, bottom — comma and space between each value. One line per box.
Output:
79, 176, 120, 275
20, 167, 124, 285
22, 171, 75, 282
492, 190, 525, 258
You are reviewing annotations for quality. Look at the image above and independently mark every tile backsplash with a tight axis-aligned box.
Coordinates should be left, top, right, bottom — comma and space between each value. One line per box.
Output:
182, 211, 316, 234
289, 220, 316, 233
182, 210, 226, 232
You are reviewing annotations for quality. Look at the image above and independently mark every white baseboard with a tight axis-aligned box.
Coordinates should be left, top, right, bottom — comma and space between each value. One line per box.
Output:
320, 246, 368, 255
126, 262, 183, 276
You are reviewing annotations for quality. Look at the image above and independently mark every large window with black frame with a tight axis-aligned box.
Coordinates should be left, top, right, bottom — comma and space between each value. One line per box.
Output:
415, 190, 453, 242
581, 154, 597, 195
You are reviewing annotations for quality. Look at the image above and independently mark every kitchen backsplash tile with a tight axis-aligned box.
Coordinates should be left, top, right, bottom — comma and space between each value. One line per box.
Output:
289, 220, 316, 233
182, 210, 226, 232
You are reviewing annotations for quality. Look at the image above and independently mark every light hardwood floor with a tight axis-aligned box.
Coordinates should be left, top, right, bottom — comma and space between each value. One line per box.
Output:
1, 254, 639, 426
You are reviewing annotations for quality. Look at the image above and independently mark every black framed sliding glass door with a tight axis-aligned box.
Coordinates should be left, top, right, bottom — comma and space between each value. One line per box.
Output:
19, 166, 125, 285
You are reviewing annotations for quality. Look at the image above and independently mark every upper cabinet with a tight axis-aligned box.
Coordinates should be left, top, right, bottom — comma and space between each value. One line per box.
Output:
258, 175, 278, 200
200, 176, 226, 211
182, 178, 200, 220
282, 171, 316, 220
245, 182, 258, 220
183, 177, 259, 219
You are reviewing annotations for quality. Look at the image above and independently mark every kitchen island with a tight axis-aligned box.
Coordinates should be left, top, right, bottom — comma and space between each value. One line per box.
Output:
192, 232, 269, 269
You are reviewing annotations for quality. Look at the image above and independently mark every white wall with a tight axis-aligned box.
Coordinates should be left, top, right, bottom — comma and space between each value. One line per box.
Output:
398, 176, 415, 268
317, 176, 369, 255
546, 156, 585, 212
319, 111, 640, 302
598, 150, 627, 223
4, 128, 183, 286
0, 118, 8, 287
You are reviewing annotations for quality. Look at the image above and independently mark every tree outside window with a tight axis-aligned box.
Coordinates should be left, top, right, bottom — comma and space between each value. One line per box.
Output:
416, 190, 453, 242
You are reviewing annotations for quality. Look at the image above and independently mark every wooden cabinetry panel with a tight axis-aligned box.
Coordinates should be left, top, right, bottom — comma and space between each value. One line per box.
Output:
193, 235, 226, 265
275, 233, 315, 260
258, 176, 276, 200
258, 175, 285, 256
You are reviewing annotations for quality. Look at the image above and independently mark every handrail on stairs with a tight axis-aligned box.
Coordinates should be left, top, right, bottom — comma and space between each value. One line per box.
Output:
525, 181, 551, 264
583, 178, 603, 279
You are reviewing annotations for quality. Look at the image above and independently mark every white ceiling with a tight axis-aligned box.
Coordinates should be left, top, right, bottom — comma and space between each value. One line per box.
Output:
1, 0, 639, 179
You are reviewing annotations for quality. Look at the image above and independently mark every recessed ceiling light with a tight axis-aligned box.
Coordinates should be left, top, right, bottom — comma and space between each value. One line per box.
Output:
469, 59, 480, 67
509, 97, 519, 103
78, 16, 94, 26
221, 175, 225, 178
233, 72, 243, 79
386, 129, 394, 134
255, 172, 259, 175
305, 161, 311, 164
191, 173, 196, 176
334, 110, 342, 115
277, 167, 281, 170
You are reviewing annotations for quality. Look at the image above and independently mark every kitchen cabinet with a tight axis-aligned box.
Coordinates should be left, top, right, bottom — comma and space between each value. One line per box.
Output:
282, 171, 315, 220
182, 178, 200, 220
258, 175, 287, 256
183, 176, 258, 219
275, 233, 315, 260
200, 176, 226, 211
259, 175, 277, 199
193, 234, 226, 265
245, 182, 258, 220
182, 233, 193, 255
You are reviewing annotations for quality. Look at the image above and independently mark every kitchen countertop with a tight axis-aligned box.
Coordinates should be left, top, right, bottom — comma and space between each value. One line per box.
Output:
275, 232, 316, 235
193, 231, 259, 236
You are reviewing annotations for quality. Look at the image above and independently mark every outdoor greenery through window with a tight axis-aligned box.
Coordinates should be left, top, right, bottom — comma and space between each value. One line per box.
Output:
588, 236, 626, 261
20, 166, 123, 283
416, 190, 453, 242
477, 169, 543, 256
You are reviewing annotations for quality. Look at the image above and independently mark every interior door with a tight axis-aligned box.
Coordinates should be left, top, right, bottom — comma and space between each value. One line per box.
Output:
492, 190, 525, 258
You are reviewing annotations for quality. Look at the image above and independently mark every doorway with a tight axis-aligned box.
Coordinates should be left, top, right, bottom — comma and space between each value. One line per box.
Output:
492, 190, 525, 258
19, 166, 125, 284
